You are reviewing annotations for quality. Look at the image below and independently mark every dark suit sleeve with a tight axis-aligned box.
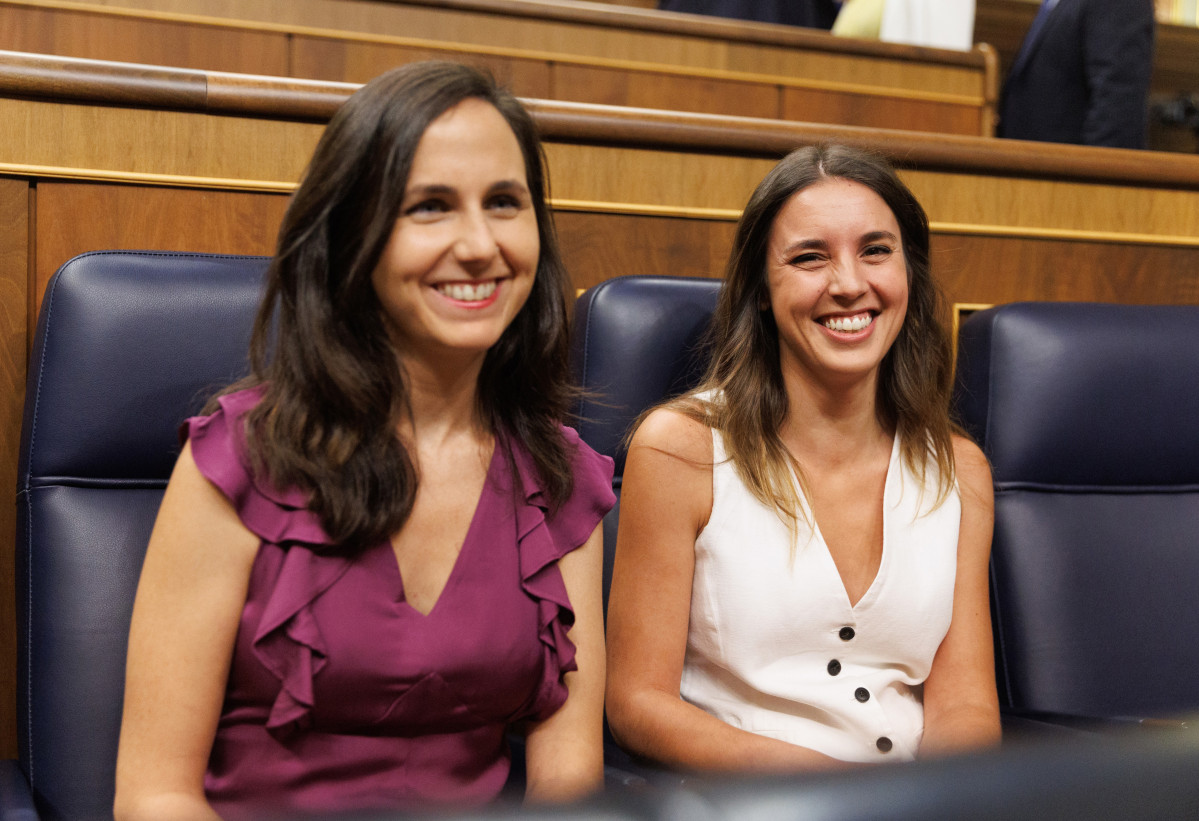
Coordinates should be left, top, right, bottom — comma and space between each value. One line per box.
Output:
1080, 0, 1155, 148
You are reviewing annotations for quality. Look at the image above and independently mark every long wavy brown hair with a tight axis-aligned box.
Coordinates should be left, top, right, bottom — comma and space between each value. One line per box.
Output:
668, 144, 957, 534
216, 61, 576, 554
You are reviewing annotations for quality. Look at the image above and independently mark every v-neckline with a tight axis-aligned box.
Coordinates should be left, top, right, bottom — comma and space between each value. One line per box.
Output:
390, 443, 500, 619
805, 436, 898, 612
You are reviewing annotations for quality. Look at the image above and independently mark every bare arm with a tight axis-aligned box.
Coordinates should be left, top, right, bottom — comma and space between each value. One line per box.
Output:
919, 436, 1002, 757
114, 442, 260, 821
605, 409, 841, 773
522, 522, 606, 802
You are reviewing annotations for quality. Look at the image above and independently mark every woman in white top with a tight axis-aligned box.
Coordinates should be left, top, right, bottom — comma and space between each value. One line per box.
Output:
605, 144, 1000, 771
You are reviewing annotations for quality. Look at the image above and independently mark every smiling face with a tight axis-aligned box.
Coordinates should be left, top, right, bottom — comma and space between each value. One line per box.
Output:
371, 97, 539, 370
765, 177, 909, 392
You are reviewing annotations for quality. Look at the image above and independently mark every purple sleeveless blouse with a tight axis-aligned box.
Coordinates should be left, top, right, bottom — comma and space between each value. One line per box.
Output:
184, 388, 614, 818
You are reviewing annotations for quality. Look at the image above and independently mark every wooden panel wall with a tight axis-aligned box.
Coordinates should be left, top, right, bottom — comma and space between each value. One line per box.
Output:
0, 4, 290, 75
0, 0, 995, 136
46, 0, 988, 84
3, 53, 1199, 759
0, 177, 27, 763
33, 184, 290, 306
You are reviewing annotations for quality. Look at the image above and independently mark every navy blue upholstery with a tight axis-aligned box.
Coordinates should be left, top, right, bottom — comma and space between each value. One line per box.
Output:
570, 275, 722, 612
954, 302, 1199, 722
14, 251, 269, 821
569, 275, 720, 784
571, 276, 722, 477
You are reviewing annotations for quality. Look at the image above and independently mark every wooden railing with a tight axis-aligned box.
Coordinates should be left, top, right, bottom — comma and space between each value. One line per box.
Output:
0, 0, 998, 135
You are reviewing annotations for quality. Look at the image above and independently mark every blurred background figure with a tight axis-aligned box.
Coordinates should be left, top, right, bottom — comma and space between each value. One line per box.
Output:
833, 0, 976, 51
657, 0, 839, 29
998, 0, 1155, 148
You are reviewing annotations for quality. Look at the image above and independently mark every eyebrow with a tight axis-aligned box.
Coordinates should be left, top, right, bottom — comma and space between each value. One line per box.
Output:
488, 179, 529, 195
779, 238, 828, 257
861, 230, 900, 245
778, 230, 899, 257
402, 179, 529, 199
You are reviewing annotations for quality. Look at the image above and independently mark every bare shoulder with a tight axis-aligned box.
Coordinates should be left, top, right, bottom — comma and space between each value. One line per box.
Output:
950, 435, 994, 569
951, 435, 992, 502
629, 406, 713, 468
152, 440, 260, 570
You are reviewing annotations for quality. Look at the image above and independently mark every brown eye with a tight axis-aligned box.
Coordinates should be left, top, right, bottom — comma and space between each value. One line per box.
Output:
405, 199, 448, 216
486, 194, 522, 214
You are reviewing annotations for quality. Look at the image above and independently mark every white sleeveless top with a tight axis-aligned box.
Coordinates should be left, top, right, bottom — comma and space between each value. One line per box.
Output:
680, 428, 960, 763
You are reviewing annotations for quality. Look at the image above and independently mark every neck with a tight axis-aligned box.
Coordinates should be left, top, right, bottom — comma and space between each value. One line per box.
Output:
396, 351, 489, 450
778, 366, 891, 466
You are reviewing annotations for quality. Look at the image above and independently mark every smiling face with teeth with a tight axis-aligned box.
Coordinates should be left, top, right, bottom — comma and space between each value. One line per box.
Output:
765, 177, 909, 393
371, 97, 539, 371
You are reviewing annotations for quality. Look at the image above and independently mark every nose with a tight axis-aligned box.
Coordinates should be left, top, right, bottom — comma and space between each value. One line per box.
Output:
453, 209, 498, 268
827, 257, 868, 300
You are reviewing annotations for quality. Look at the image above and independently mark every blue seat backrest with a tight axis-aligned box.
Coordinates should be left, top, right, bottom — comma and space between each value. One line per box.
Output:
16, 251, 269, 820
570, 275, 722, 612
571, 275, 723, 478
953, 301, 1199, 720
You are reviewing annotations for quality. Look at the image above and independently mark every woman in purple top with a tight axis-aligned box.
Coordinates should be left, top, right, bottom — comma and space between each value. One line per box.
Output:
114, 61, 613, 820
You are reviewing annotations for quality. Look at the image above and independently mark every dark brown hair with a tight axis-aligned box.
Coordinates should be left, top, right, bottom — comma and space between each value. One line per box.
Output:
671, 144, 956, 529
223, 61, 575, 553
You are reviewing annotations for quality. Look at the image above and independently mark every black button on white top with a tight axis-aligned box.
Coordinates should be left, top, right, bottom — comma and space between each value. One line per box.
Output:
877, 737, 892, 753
827, 659, 841, 676
855, 687, 870, 703
839, 626, 855, 641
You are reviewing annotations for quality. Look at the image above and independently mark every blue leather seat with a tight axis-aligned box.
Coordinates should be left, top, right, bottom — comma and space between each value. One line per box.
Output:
569, 275, 722, 783
9, 251, 269, 820
570, 275, 723, 612
954, 301, 1199, 724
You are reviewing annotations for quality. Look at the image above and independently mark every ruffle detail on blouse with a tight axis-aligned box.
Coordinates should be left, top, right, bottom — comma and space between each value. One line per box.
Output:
184, 386, 351, 740
185, 387, 335, 548
511, 426, 615, 722
250, 547, 353, 740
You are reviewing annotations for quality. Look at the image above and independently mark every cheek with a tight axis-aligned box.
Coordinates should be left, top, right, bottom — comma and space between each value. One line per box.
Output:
768, 274, 820, 318
506, 216, 541, 273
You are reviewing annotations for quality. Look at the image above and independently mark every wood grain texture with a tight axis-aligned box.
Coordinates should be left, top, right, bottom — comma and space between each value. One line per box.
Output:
906, 169, 1199, 241
289, 34, 553, 96
0, 96, 325, 184
782, 86, 983, 136
722, 43, 984, 98
0, 53, 1197, 216
0, 177, 27, 760
0, 50, 349, 120
526, 101, 1199, 189
933, 234, 1199, 307
0, 4, 290, 76
71, 0, 984, 69
0, 2, 990, 133
551, 63, 781, 119
33, 183, 289, 310
555, 210, 736, 290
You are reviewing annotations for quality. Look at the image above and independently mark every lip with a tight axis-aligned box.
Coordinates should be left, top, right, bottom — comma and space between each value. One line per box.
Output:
431, 277, 504, 310
816, 310, 878, 339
